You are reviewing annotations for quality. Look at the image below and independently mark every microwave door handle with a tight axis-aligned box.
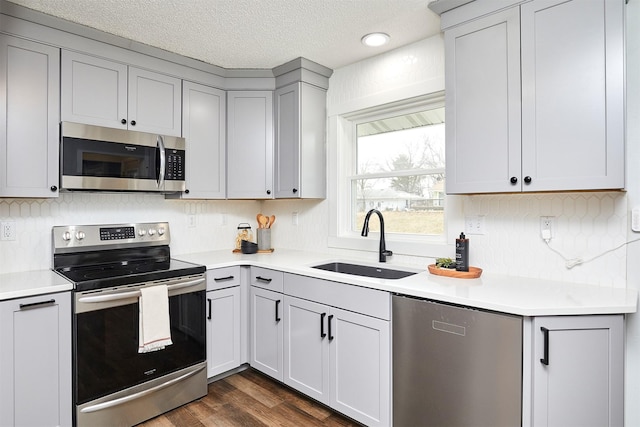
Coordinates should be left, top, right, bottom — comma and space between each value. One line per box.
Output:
157, 135, 166, 189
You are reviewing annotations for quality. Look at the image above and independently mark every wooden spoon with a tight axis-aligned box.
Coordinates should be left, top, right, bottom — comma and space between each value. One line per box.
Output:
259, 215, 269, 229
269, 215, 276, 228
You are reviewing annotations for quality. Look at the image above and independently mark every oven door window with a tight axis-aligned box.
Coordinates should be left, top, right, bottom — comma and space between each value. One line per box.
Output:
75, 290, 205, 404
62, 137, 159, 180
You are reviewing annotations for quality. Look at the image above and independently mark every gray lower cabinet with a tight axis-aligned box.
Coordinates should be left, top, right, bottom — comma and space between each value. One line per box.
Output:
282, 274, 390, 427
206, 267, 242, 378
0, 292, 72, 427
530, 315, 623, 427
0, 34, 60, 198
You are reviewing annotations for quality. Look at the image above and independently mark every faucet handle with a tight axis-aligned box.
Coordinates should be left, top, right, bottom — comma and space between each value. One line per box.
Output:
382, 250, 393, 257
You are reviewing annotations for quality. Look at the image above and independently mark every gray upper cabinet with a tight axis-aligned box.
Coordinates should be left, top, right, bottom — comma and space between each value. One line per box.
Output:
274, 82, 327, 199
180, 81, 226, 199
226, 91, 274, 199
61, 50, 182, 136
444, 0, 624, 194
0, 35, 60, 197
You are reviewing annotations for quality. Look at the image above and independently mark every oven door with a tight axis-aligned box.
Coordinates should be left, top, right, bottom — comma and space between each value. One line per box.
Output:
73, 275, 206, 407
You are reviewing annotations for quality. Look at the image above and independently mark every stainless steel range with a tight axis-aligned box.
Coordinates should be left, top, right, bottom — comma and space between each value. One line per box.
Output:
52, 222, 207, 427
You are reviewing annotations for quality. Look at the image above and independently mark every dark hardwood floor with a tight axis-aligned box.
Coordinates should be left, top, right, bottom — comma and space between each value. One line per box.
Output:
138, 368, 362, 427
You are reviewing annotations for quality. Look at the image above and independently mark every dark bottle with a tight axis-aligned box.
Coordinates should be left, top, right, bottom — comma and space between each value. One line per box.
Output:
455, 232, 469, 272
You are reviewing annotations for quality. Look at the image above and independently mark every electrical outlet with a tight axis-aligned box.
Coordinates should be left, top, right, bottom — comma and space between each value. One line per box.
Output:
540, 216, 554, 240
465, 215, 486, 235
292, 211, 299, 226
1, 221, 16, 241
187, 215, 197, 228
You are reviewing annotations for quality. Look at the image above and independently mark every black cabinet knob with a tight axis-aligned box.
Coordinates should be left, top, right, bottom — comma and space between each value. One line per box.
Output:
130, 120, 136, 126
524, 176, 532, 184
50, 185, 58, 192
184, 189, 190, 194
292, 188, 298, 194
266, 190, 271, 195
121, 119, 127, 125
510, 177, 518, 184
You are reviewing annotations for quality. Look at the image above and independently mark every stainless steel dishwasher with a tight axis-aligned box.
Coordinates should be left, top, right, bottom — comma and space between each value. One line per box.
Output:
392, 294, 522, 427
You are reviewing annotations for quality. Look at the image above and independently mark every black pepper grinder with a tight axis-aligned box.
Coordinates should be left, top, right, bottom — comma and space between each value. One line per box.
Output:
455, 232, 469, 272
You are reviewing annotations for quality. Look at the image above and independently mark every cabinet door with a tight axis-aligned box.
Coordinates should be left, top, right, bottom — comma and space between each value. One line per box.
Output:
128, 67, 182, 136
182, 81, 226, 198
206, 287, 241, 378
283, 296, 329, 403
61, 50, 128, 129
520, 0, 624, 191
250, 286, 283, 380
227, 91, 274, 199
274, 83, 326, 199
532, 315, 623, 427
0, 292, 72, 427
329, 307, 390, 427
444, 8, 521, 194
0, 36, 60, 197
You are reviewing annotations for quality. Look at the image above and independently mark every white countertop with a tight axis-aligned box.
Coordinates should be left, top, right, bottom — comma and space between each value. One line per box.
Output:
1, 249, 636, 316
0, 270, 73, 301
176, 249, 638, 317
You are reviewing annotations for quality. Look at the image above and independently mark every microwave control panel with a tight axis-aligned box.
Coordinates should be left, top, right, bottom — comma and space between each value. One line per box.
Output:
165, 150, 185, 181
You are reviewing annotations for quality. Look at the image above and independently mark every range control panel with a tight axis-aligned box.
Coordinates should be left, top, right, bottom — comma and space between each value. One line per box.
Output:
52, 222, 170, 253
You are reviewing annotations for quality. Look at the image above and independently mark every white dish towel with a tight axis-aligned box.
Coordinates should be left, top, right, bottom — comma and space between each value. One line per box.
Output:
138, 284, 173, 353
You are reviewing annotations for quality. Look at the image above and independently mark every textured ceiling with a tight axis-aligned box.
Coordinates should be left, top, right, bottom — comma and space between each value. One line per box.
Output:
6, 0, 441, 70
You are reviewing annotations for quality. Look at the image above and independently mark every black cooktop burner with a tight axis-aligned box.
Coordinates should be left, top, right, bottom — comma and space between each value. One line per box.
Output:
54, 246, 205, 292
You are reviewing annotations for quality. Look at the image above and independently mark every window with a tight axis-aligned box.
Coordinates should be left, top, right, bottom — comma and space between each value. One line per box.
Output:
353, 107, 445, 235
329, 93, 449, 255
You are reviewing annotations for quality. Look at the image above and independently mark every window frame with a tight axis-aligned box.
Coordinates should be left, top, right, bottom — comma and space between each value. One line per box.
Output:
328, 91, 463, 258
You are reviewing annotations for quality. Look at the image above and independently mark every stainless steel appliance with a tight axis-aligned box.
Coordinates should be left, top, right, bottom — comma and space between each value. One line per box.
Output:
53, 222, 206, 426
60, 122, 186, 193
392, 294, 522, 427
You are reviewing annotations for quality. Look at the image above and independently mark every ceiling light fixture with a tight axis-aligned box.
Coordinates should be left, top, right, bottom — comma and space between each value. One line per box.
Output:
361, 32, 390, 47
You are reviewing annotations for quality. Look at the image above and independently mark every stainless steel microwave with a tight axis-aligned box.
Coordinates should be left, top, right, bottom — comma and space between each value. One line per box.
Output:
60, 122, 186, 193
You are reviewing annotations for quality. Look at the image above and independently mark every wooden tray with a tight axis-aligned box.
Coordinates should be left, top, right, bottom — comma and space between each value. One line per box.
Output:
232, 248, 275, 254
428, 264, 482, 279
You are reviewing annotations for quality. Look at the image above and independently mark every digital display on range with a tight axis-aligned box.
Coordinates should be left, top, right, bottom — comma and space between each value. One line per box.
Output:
99, 226, 135, 240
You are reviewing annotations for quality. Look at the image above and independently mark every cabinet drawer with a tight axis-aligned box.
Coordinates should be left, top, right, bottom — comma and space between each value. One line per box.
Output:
206, 266, 241, 291
284, 273, 390, 320
250, 267, 284, 292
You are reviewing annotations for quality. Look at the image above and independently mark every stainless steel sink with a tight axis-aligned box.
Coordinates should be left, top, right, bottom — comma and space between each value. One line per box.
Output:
311, 262, 417, 280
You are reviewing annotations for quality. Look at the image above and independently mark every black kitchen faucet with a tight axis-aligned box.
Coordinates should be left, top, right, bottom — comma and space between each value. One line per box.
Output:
361, 209, 393, 263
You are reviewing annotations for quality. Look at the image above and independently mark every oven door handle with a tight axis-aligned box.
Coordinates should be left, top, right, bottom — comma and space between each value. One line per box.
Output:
77, 277, 205, 304
80, 364, 206, 413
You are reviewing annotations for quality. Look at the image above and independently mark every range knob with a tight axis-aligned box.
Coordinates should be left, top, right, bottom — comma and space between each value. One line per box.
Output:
138, 229, 147, 237
148, 229, 157, 236
62, 231, 71, 241
75, 231, 86, 241
157, 227, 165, 236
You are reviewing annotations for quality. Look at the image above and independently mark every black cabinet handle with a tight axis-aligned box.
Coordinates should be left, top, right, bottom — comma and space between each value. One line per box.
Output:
510, 176, 518, 184
214, 275, 234, 282
540, 327, 549, 365
185, 189, 190, 194
266, 190, 271, 195
275, 300, 281, 322
207, 298, 212, 320
121, 119, 127, 124
130, 120, 136, 126
256, 276, 272, 283
50, 185, 58, 192
328, 314, 334, 341
524, 176, 532, 184
320, 313, 327, 338
292, 188, 298, 194
19, 299, 55, 310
